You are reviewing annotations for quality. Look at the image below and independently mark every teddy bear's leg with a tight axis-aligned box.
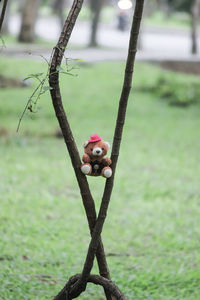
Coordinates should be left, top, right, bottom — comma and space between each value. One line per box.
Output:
81, 163, 92, 175
102, 166, 112, 178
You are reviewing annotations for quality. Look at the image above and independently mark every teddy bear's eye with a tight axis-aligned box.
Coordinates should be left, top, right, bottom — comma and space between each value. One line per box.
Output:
91, 148, 93, 151
102, 148, 104, 150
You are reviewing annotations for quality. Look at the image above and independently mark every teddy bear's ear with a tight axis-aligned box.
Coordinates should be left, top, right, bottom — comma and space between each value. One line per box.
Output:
105, 142, 110, 149
83, 141, 89, 148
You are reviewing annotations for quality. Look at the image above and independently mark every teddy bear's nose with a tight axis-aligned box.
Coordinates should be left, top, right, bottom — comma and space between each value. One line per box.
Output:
93, 147, 102, 156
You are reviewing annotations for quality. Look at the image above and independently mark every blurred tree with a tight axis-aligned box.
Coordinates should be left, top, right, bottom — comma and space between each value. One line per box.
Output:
18, 0, 25, 13
1, 0, 11, 34
168, 0, 200, 54
146, 0, 171, 16
52, 0, 66, 29
18, 0, 41, 43
191, 0, 200, 54
168, 0, 190, 11
89, 0, 104, 47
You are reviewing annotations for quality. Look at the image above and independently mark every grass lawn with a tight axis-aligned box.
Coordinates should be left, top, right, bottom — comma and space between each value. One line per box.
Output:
0, 58, 200, 300
144, 11, 192, 29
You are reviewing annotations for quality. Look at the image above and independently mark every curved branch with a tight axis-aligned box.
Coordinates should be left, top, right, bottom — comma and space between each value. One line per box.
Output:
49, 1, 112, 299
49, 0, 144, 298
69, 0, 145, 298
55, 274, 126, 300
0, 0, 8, 33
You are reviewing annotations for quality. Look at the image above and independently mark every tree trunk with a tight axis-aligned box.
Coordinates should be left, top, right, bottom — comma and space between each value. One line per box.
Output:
160, 0, 171, 18
191, 0, 200, 54
18, 0, 25, 13
18, 0, 41, 43
89, 0, 104, 47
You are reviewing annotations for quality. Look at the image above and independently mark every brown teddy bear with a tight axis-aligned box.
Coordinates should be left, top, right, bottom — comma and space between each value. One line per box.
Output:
81, 134, 112, 178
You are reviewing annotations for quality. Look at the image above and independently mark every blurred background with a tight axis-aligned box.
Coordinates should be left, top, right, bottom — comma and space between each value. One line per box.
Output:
1, 0, 200, 64
1, 1, 200, 299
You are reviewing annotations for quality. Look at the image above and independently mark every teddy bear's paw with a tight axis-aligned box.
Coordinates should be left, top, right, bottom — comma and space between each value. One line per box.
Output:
103, 168, 112, 178
81, 164, 91, 175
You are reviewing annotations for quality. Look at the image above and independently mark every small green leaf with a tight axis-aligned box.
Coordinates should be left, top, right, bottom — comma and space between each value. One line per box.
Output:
43, 86, 53, 92
56, 66, 65, 72
35, 73, 44, 77
74, 58, 85, 62
23, 76, 32, 81
60, 72, 77, 77
23, 73, 43, 81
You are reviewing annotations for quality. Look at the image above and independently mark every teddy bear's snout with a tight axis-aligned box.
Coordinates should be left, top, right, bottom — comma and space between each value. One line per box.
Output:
93, 147, 102, 156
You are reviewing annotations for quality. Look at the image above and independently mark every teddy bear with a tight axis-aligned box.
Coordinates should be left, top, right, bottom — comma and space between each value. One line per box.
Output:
81, 134, 112, 178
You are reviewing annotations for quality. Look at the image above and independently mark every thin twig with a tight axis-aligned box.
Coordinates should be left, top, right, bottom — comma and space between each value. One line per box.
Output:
17, 51, 55, 132
16, 81, 43, 132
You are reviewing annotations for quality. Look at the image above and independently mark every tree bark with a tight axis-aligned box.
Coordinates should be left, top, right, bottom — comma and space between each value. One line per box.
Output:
18, 0, 41, 43
191, 0, 200, 54
89, 0, 104, 47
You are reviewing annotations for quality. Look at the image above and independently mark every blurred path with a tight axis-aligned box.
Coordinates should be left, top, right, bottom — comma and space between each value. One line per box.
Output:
3, 15, 200, 62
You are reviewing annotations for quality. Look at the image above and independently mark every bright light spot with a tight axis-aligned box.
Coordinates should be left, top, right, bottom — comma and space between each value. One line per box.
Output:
118, 0, 133, 10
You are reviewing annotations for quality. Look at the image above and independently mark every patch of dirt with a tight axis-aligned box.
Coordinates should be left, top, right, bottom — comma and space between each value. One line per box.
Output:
154, 60, 200, 75
0, 75, 29, 88
0, 127, 9, 137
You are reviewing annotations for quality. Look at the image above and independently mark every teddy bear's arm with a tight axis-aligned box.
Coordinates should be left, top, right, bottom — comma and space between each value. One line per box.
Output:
102, 157, 112, 166
82, 153, 91, 163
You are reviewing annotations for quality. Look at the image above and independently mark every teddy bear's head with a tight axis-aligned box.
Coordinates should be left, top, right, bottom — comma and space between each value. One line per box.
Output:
84, 134, 110, 160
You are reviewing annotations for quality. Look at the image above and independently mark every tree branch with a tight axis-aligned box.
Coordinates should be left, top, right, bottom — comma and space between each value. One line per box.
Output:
49, 0, 144, 298
49, 1, 112, 299
54, 274, 125, 300
0, 0, 8, 33
68, 0, 144, 298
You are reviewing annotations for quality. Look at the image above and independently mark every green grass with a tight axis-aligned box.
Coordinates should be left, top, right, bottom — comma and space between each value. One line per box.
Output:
135, 71, 200, 107
144, 11, 191, 29
0, 58, 200, 300
0, 34, 55, 48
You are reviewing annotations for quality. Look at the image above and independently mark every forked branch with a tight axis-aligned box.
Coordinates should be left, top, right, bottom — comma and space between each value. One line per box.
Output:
67, 0, 144, 298
49, 1, 112, 299
49, 0, 144, 299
